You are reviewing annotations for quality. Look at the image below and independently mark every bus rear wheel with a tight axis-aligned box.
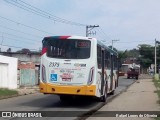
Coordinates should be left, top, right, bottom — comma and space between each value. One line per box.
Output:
110, 90, 115, 95
59, 95, 71, 102
100, 83, 108, 102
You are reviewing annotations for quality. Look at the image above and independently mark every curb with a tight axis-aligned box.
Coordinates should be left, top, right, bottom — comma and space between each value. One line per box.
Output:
0, 90, 39, 100
0, 94, 19, 100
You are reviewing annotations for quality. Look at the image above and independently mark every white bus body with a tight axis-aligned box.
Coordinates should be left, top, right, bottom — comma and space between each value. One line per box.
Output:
40, 36, 118, 102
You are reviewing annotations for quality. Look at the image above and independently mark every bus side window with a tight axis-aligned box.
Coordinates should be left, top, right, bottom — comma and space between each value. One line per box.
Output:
105, 50, 110, 69
61, 49, 66, 57
97, 45, 101, 69
113, 55, 118, 70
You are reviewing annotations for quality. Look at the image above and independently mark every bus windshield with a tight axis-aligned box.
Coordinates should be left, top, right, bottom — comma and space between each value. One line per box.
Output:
43, 38, 91, 59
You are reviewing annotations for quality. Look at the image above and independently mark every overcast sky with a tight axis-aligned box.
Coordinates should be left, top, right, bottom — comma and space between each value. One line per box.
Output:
0, 0, 159, 52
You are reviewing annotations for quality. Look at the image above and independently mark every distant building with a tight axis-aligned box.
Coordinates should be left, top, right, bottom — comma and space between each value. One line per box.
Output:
0, 55, 18, 89
0, 52, 41, 64
123, 57, 139, 64
0, 52, 41, 87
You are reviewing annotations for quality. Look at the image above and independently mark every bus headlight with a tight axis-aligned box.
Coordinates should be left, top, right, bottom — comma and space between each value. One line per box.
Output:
87, 67, 94, 85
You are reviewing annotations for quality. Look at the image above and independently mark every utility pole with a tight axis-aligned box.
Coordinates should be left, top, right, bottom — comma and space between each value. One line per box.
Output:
112, 40, 119, 50
155, 38, 160, 74
86, 25, 99, 37
155, 38, 157, 74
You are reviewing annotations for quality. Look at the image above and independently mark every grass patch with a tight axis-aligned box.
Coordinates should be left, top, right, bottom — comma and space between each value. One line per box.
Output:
153, 79, 160, 120
155, 117, 160, 120
0, 88, 18, 97
153, 79, 160, 106
154, 90, 160, 98
153, 80, 160, 88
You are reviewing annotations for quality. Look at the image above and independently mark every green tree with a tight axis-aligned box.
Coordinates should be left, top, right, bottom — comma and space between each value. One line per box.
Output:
118, 50, 128, 68
127, 49, 139, 58
138, 44, 154, 69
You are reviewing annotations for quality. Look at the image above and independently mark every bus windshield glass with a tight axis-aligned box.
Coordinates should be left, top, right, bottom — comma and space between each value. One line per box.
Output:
43, 38, 91, 59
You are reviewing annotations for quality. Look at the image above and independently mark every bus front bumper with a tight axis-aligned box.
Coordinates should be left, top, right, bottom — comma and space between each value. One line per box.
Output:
39, 82, 96, 96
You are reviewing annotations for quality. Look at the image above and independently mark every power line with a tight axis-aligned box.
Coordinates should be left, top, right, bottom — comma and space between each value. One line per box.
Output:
4, 0, 87, 26
96, 27, 113, 44
98, 27, 112, 40
0, 33, 41, 50
18, 0, 86, 26
97, 28, 154, 44
0, 24, 42, 38
116, 40, 154, 43
0, 35, 38, 44
0, 35, 40, 51
0, 15, 54, 35
0, 31, 39, 42
96, 29, 111, 44
4, 0, 58, 22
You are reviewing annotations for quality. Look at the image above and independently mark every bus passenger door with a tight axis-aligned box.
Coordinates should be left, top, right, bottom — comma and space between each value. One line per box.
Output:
110, 54, 113, 90
101, 50, 105, 95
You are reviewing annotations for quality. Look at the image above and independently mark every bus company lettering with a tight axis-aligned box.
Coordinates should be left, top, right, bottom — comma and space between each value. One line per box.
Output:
77, 73, 85, 78
11, 112, 42, 118
60, 69, 74, 73
74, 63, 86, 67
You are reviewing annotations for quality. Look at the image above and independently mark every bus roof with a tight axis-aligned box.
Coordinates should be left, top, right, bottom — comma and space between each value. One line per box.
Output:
43, 35, 95, 40
97, 40, 118, 56
43, 35, 118, 56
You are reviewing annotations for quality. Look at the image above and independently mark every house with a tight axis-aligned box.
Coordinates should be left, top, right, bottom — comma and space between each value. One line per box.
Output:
0, 52, 41, 88
0, 55, 17, 89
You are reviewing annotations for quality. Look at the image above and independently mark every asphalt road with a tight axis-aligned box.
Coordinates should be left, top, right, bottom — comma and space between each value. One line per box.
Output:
0, 76, 136, 120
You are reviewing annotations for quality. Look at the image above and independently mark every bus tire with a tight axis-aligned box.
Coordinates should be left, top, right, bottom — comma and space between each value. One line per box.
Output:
110, 82, 116, 95
110, 90, 115, 95
115, 81, 117, 88
59, 95, 70, 102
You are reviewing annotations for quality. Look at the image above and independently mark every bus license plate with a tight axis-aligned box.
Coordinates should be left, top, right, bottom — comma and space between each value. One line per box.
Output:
62, 78, 71, 82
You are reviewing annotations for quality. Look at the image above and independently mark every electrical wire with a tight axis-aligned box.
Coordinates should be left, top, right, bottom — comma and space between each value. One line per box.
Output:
18, 0, 86, 26
98, 27, 112, 40
0, 31, 39, 42
0, 35, 38, 44
4, 0, 88, 26
0, 15, 54, 35
0, 24, 43, 38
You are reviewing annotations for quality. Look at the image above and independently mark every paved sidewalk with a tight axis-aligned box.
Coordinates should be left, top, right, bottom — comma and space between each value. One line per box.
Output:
87, 77, 160, 120
16, 86, 39, 95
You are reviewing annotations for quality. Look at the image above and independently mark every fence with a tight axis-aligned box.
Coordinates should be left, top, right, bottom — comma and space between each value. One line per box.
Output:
18, 62, 39, 87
